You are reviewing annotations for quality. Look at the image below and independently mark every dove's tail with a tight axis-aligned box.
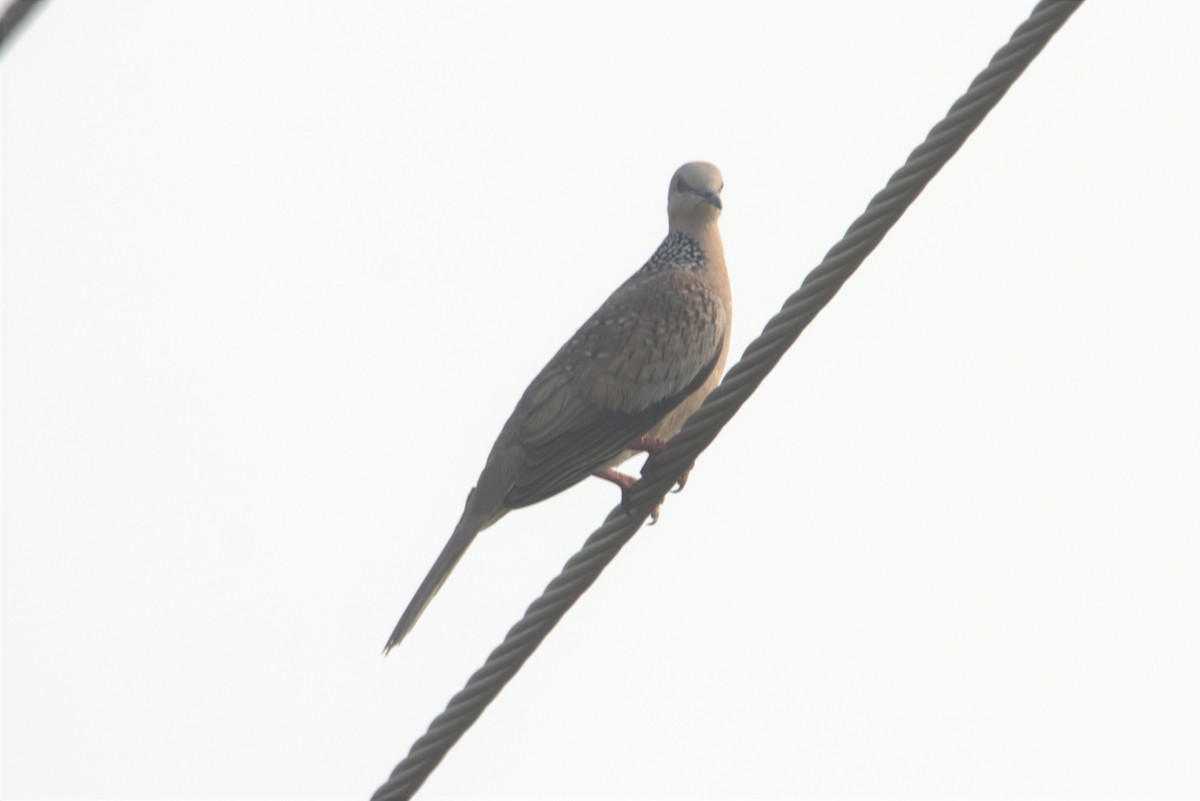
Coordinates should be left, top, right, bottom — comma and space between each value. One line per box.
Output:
382, 518, 478, 654
383, 490, 501, 655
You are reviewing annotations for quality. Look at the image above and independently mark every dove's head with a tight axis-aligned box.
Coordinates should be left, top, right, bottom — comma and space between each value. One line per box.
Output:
667, 161, 724, 234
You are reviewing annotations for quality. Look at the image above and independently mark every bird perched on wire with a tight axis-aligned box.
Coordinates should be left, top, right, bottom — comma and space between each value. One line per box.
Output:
384, 161, 731, 654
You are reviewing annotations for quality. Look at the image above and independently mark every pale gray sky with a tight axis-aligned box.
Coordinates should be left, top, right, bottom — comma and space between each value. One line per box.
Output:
3, 1, 1199, 798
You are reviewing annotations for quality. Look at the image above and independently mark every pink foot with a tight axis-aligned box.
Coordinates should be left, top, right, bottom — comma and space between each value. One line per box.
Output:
671, 464, 694, 493
629, 436, 693, 494
593, 468, 661, 524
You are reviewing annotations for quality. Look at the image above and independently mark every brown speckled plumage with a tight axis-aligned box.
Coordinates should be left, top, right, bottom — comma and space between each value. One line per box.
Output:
385, 162, 731, 653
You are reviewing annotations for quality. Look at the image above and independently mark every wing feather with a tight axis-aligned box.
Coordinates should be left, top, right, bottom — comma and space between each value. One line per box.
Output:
499, 269, 727, 509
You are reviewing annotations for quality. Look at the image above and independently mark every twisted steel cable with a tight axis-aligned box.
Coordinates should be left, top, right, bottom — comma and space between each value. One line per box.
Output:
0, 0, 45, 57
372, 1, 1083, 797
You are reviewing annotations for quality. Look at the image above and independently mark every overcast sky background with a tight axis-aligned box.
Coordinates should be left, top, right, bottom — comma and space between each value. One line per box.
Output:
3, 1, 1199, 798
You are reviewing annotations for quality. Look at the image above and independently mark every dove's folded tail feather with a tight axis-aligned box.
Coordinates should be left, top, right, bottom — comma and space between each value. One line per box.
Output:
383, 493, 494, 654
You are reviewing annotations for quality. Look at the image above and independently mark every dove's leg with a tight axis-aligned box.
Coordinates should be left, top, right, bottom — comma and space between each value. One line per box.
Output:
592, 468, 661, 524
630, 435, 668, 455
629, 436, 692, 493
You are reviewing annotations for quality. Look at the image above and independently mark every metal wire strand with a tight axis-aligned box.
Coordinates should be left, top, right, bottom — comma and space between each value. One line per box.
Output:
0, 0, 46, 57
372, 2, 1083, 797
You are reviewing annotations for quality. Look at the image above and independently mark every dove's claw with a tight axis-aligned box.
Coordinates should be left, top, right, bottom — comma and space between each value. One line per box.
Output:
593, 468, 662, 523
